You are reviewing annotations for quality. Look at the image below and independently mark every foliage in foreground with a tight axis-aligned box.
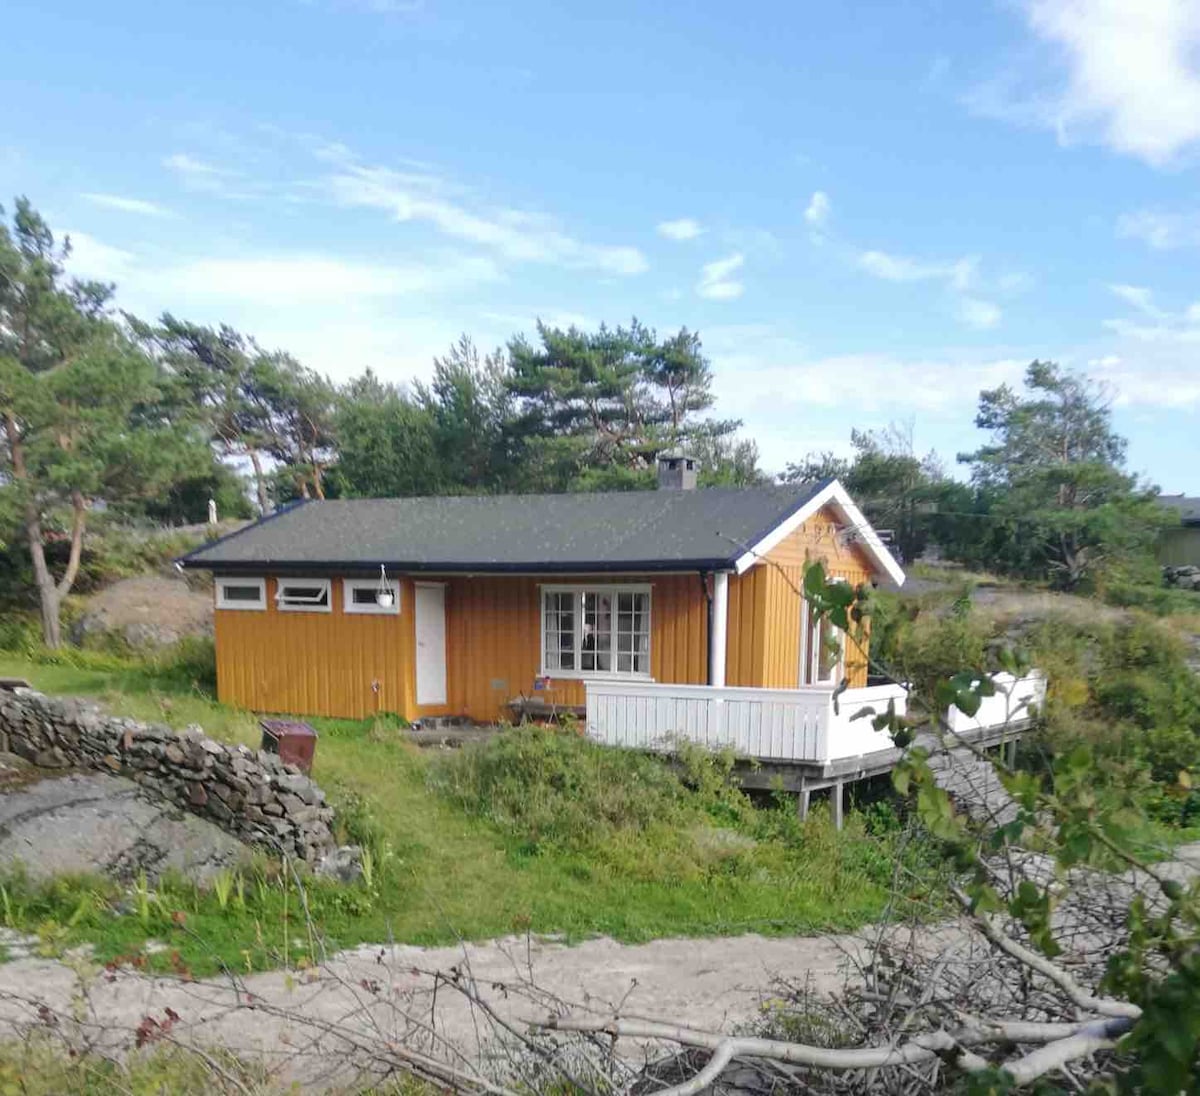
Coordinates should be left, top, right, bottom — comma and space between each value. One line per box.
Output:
0, 1032, 434, 1094
0, 1035, 268, 1095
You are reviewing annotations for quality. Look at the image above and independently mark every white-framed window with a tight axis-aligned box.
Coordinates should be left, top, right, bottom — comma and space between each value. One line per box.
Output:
799, 583, 846, 686
342, 578, 401, 615
276, 577, 332, 613
215, 577, 266, 611
541, 585, 651, 679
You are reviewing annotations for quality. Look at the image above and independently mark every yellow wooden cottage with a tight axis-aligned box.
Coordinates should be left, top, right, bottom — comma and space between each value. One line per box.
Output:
180, 460, 904, 726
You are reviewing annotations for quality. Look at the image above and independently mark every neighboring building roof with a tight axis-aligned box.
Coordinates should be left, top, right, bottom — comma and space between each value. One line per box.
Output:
180, 478, 906, 584
1159, 495, 1200, 526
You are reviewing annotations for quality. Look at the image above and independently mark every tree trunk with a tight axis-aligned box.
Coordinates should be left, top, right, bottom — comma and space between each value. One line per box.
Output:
37, 579, 62, 648
248, 450, 270, 515
3, 410, 65, 647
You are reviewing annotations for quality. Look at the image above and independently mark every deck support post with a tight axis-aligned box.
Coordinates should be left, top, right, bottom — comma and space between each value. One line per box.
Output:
709, 571, 729, 689
797, 779, 810, 822
1005, 738, 1018, 767
833, 780, 844, 830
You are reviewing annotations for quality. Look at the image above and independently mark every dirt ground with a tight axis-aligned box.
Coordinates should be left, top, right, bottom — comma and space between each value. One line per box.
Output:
3, 839, 1200, 1091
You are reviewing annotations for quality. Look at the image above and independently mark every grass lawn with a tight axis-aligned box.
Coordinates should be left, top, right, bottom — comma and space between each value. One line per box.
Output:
0, 651, 922, 974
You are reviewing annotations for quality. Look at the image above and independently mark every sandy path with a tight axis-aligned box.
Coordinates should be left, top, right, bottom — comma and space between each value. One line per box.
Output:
0, 927, 873, 1089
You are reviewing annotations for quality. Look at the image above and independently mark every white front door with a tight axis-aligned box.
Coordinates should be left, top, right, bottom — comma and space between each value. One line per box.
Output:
414, 583, 448, 706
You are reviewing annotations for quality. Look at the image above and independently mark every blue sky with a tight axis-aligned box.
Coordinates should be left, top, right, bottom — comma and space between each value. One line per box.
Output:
3, 0, 1198, 489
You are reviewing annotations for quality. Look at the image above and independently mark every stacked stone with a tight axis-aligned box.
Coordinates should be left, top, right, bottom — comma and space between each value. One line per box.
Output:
0, 689, 336, 863
1164, 565, 1200, 591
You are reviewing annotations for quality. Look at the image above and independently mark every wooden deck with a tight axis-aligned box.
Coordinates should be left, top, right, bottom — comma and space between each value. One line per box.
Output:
584, 672, 1045, 827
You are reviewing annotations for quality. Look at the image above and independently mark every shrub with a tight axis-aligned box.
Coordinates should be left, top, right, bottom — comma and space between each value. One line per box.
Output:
427, 726, 695, 854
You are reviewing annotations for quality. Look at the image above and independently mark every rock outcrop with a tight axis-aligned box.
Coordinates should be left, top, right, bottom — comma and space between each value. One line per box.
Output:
0, 689, 336, 863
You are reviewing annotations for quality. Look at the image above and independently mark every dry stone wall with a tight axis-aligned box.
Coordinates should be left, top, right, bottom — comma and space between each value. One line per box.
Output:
0, 689, 336, 863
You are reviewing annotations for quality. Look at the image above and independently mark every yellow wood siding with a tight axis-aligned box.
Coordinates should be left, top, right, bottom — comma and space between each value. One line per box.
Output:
725, 566, 767, 686
724, 504, 875, 689
215, 572, 710, 723
214, 577, 416, 721
441, 573, 708, 721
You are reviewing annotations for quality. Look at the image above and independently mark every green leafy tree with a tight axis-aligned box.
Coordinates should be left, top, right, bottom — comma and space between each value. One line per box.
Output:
136, 316, 274, 514
959, 361, 1165, 588
250, 354, 337, 501
332, 370, 441, 498
416, 336, 518, 492
0, 199, 203, 645
506, 319, 742, 491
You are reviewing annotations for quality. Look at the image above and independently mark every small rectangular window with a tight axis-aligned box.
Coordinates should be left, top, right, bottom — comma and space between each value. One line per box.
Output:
343, 578, 401, 615
276, 578, 332, 613
216, 577, 266, 611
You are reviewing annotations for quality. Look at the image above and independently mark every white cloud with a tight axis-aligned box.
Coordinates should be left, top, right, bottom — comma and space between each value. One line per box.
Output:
159, 253, 499, 303
803, 190, 831, 229
1103, 285, 1200, 349
1117, 207, 1200, 249
163, 153, 229, 179
479, 309, 595, 334
62, 230, 137, 282
972, 0, 1200, 165
858, 249, 976, 290
81, 193, 174, 218
958, 297, 1003, 330
326, 159, 648, 276
696, 253, 745, 300
856, 248, 1022, 330
1086, 349, 1200, 408
656, 218, 704, 241
1108, 283, 1166, 317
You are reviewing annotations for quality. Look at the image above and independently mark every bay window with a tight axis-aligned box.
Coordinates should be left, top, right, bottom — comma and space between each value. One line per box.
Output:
542, 585, 651, 678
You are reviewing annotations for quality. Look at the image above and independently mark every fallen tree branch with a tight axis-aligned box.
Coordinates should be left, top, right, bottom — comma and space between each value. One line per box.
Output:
1000, 1017, 1135, 1085
950, 885, 1142, 1021
537, 1011, 1140, 1090
538, 1015, 989, 1072
651, 1039, 736, 1096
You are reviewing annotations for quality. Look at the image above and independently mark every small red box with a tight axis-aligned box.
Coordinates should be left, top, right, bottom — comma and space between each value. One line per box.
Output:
259, 719, 318, 774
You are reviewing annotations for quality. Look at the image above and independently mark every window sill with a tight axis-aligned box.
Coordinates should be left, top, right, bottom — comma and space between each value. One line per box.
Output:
539, 670, 655, 683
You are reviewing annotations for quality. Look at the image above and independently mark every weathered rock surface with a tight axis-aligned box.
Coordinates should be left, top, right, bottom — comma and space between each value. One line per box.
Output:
70, 574, 215, 650
0, 690, 336, 863
0, 772, 247, 883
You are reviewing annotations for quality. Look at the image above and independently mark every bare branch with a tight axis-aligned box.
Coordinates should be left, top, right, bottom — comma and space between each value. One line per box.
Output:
950, 885, 1142, 1020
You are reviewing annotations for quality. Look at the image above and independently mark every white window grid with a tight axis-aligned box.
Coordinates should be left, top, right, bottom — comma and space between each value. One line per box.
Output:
541, 585, 652, 679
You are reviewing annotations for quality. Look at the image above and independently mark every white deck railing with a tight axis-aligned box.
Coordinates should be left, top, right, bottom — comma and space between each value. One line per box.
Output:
585, 680, 908, 764
584, 681, 830, 761
585, 672, 1043, 766
945, 671, 1047, 735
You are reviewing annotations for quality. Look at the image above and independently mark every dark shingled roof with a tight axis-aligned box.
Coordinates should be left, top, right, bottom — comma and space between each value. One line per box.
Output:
180, 482, 832, 574
1160, 495, 1200, 526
